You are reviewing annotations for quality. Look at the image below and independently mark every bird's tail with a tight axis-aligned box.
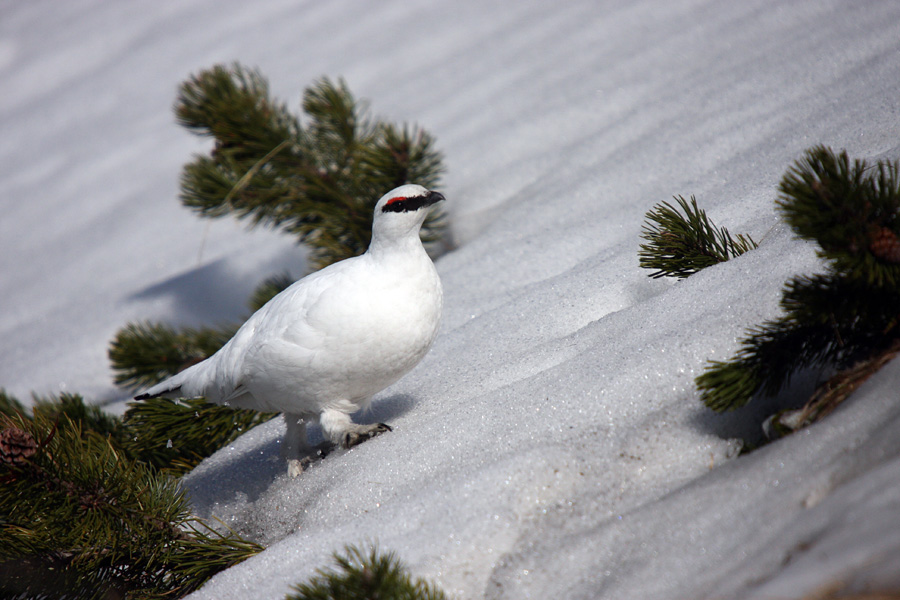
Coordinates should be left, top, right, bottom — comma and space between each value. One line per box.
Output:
133, 360, 211, 401
133, 382, 181, 401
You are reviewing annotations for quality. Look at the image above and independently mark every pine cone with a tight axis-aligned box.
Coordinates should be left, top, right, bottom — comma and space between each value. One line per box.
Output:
869, 226, 900, 263
0, 427, 38, 465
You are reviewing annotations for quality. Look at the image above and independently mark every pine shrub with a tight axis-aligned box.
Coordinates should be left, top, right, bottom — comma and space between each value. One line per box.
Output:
0, 404, 261, 599
694, 147, 900, 419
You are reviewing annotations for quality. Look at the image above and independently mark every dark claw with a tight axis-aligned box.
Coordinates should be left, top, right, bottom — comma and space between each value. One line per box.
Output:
342, 423, 392, 449
314, 440, 335, 458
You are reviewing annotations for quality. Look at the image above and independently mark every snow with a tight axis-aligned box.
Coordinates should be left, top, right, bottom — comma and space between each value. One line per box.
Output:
2, 0, 900, 598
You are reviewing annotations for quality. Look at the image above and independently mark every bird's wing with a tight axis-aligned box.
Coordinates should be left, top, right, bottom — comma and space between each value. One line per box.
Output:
136, 256, 366, 408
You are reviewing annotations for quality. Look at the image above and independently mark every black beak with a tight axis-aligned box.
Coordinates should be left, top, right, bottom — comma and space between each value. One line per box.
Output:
425, 190, 445, 206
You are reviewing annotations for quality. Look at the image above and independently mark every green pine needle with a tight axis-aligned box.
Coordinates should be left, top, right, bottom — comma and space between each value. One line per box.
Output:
0, 389, 27, 417
176, 63, 300, 161
696, 317, 836, 412
122, 396, 276, 475
639, 195, 758, 279
287, 545, 447, 600
32, 392, 126, 441
1, 391, 131, 452
777, 145, 900, 287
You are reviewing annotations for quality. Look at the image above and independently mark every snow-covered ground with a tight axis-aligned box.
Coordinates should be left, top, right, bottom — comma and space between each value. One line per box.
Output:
3, 1, 900, 598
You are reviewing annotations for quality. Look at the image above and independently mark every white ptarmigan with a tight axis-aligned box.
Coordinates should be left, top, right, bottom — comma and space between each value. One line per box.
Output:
135, 184, 444, 477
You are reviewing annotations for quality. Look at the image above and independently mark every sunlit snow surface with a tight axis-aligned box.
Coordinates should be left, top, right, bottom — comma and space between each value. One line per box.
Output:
2, 1, 900, 598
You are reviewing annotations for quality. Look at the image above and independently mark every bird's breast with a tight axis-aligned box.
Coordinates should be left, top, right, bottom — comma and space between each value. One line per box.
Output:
274, 255, 442, 402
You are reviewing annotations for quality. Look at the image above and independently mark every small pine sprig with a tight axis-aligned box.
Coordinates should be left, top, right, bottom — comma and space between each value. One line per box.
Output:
176, 64, 445, 270
777, 145, 900, 287
1, 390, 130, 452
0, 411, 261, 599
176, 64, 299, 162
122, 396, 276, 475
287, 545, 447, 600
639, 195, 758, 279
32, 391, 125, 441
1, 390, 268, 477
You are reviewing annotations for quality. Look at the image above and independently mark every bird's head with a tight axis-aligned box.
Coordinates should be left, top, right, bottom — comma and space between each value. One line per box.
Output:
370, 184, 445, 245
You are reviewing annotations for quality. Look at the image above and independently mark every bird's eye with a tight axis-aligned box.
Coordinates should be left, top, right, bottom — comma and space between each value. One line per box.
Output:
382, 196, 412, 213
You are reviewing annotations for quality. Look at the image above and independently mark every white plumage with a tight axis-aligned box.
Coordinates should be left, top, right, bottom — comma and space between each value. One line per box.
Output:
136, 184, 444, 476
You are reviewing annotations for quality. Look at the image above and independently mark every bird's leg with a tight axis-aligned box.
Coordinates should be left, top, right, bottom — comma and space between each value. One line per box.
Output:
319, 407, 392, 449
281, 413, 333, 477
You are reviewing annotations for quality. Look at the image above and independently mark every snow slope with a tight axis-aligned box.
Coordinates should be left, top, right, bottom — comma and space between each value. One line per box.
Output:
2, 0, 900, 598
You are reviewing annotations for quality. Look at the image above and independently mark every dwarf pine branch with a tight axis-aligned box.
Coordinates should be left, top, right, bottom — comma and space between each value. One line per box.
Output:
1, 390, 132, 452
639, 195, 757, 279
177, 63, 445, 270
696, 147, 900, 413
0, 409, 261, 599
287, 545, 447, 600
122, 396, 276, 476
32, 391, 126, 441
